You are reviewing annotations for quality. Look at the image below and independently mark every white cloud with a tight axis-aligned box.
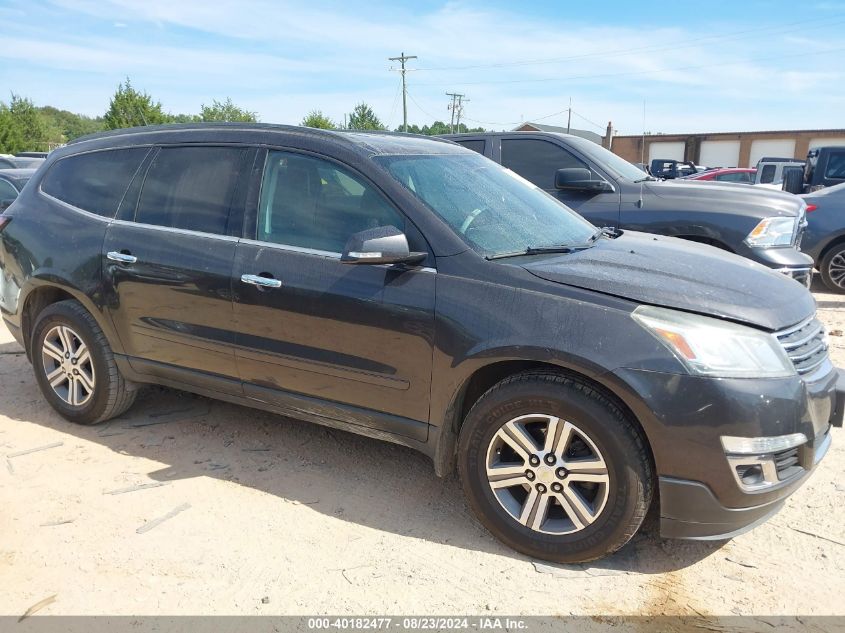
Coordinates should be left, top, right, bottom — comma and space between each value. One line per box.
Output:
2, 0, 842, 132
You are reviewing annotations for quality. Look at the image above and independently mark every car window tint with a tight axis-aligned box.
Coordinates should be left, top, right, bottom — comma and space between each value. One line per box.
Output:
258, 151, 404, 253
41, 148, 148, 217
455, 140, 485, 154
716, 172, 748, 183
825, 151, 845, 180
0, 179, 18, 200
501, 139, 587, 189
135, 146, 245, 235
760, 164, 776, 184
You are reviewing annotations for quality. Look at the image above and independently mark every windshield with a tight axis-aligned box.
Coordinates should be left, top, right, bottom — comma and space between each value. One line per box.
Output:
375, 153, 598, 258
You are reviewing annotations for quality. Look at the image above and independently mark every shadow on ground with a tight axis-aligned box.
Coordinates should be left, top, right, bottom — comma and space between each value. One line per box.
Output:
0, 349, 727, 574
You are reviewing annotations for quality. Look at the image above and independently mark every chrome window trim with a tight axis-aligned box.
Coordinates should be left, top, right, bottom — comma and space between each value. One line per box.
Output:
38, 190, 113, 224
239, 238, 435, 273
240, 238, 341, 258
109, 218, 241, 242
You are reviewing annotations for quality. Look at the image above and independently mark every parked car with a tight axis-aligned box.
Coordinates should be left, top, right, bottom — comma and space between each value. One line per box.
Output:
0, 168, 36, 211
0, 124, 839, 563
14, 151, 49, 159
798, 183, 845, 292
755, 157, 805, 189
0, 156, 44, 170
783, 146, 845, 195
685, 168, 757, 184
441, 131, 814, 286
650, 159, 699, 179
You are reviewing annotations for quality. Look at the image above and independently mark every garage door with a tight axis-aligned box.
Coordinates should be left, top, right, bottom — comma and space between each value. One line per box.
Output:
749, 139, 796, 167
699, 141, 740, 168
810, 137, 845, 149
648, 141, 685, 163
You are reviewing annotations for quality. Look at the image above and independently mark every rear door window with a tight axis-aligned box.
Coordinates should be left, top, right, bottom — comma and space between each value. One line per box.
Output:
759, 164, 776, 184
501, 138, 588, 189
134, 146, 246, 235
41, 148, 149, 217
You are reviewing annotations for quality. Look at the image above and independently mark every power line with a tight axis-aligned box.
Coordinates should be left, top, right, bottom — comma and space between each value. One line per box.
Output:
412, 14, 845, 73
388, 52, 417, 133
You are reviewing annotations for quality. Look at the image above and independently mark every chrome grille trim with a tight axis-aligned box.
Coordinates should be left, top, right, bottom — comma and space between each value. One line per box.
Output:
775, 315, 830, 376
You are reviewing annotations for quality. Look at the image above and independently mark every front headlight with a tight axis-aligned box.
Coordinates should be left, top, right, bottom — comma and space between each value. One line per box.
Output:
632, 305, 795, 378
744, 216, 797, 247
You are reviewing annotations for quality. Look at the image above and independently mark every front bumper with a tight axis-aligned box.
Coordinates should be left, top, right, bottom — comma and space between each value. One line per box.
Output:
606, 366, 842, 540
743, 246, 814, 288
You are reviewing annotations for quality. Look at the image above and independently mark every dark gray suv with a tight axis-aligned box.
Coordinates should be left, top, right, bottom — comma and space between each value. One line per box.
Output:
0, 124, 840, 562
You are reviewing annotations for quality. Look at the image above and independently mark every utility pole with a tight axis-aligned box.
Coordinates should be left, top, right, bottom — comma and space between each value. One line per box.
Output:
446, 92, 463, 134
566, 97, 572, 134
389, 52, 417, 133
453, 94, 469, 133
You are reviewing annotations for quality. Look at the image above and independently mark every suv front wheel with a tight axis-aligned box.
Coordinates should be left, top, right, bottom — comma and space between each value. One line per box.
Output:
32, 299, 137, 425
457, 371, 653, 563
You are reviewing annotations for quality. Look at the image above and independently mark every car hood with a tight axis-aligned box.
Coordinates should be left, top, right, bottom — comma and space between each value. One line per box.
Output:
645, 179, 804, 217
520, 231, 814, 331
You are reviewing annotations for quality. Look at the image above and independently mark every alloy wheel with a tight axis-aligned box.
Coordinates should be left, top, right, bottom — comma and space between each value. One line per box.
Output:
485, 414, 610, 534
828, 251, 845, 289
41, 325, 96, 407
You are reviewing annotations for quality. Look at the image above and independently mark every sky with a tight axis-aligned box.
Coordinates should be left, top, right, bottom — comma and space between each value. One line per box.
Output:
1, 0, 844, 136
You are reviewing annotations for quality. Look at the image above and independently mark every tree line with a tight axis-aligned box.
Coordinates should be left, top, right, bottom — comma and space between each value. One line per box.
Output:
0, 78, 486, 155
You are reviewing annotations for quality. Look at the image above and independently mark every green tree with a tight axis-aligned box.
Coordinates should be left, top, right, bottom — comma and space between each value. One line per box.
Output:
167, 113, 202, 124
301, 110, 335, 129
0, 94, 49, 153
200, 98, 257, 122
39, 106, 105, 141
104, 78, 167, 130
347, 102, 385, 130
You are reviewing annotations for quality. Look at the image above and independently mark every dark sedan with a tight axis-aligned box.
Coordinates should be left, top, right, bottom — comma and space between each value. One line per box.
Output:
0, 168, 36, 211
800, 183, 845, 291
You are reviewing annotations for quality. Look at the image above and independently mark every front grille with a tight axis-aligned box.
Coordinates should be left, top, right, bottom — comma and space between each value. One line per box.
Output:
776, 316, 829, 376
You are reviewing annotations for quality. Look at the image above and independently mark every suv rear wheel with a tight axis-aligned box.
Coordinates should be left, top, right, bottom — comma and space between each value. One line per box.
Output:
457, 371, 652, 563
31, 300, 137, 425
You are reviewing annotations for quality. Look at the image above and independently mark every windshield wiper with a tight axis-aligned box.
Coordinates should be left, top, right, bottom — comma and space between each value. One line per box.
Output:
486, 245, 582, 260
633, 175, 657, 183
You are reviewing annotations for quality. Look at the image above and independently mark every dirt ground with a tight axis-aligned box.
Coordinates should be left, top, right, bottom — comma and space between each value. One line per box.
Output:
1, 279, 843, 619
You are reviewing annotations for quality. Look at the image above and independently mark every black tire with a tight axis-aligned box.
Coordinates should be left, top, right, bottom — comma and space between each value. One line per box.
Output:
31, 300, 137, 425
820, 245, 845, 293
457, 371, 652, 563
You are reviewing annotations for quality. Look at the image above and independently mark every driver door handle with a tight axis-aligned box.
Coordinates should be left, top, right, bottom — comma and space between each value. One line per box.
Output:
107, 251, 137, 264
241, 274, 282, 289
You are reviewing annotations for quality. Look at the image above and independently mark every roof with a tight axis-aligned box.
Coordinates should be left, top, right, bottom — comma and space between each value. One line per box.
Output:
68, 122, 461, 156
512, 122, 603, 144
614, 128, 845, 139
0, 168, 37, 181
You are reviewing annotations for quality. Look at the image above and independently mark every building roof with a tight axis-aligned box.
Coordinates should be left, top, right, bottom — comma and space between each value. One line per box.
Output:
613, 128, 845, 139
512, 122, 603, 144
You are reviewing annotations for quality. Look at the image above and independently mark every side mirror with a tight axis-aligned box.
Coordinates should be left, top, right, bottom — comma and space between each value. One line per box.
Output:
341, 225, 427, 266
554, 168, 613, 193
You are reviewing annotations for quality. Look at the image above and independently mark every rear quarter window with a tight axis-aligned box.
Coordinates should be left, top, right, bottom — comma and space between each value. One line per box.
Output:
41, 148, 149, 217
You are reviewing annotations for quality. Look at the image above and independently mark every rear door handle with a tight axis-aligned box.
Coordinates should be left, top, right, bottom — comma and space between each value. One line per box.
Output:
107, 251, 137, 264
241, 274, 282, 289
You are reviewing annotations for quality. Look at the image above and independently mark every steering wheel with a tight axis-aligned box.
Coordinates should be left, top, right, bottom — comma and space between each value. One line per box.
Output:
460, 207, 487, 234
